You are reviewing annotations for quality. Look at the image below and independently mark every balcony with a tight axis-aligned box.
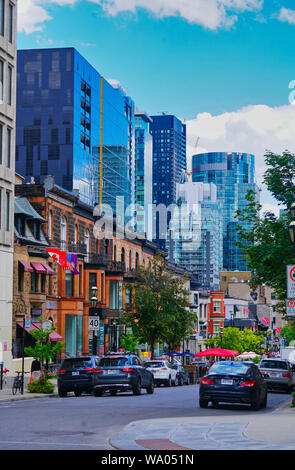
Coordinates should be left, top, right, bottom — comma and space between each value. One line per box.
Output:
86, 253, 108, 266
106, 261, 126, 273
68, 241, 87, 255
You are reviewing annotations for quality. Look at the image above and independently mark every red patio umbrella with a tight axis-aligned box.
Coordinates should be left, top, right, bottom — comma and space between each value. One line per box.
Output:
193, 348, 239, 358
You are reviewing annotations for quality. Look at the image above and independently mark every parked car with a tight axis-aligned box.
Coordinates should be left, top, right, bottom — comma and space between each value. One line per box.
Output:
258, 358, 295, 393
171, 364, 190, 385
93, 353, 154, 396
199, 361, 268, 410
143, 360, 178, 386
57, 356, 100, 397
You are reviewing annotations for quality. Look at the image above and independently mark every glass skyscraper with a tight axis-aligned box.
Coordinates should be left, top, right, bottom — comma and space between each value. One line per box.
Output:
134, 111, 153, 237
169, 181, 223, 288
191, 152, 258, 271
150, 114, 186, 249
16, 48, 135, 211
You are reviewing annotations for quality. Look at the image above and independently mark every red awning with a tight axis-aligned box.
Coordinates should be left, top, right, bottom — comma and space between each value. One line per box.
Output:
31, 262, 47, 274
17, 321, 63, 342
194, 348, 239, 358
19, 260, 34, 272
42, 263, 55, 275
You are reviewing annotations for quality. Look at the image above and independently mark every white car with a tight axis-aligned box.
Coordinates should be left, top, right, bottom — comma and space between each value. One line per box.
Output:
143, 360, 178, 386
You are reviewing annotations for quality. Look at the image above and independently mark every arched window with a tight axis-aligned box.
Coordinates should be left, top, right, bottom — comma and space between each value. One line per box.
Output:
129, 250, 132, 270
74, 224, 79, 244
121, 247, 125, 263
114, 244, 117, 262
135, 252, 139, 270
61, 216, 67, 250
85, 229, 90, 262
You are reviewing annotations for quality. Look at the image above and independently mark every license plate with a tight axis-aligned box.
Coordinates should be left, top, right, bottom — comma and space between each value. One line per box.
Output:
221, 379, 233, 385
270, 373, 279, 377
108, 370, 118, 375
72, 372, 79, 376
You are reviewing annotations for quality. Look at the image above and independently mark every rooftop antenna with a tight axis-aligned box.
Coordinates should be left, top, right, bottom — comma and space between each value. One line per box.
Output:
187, 137, 200, 182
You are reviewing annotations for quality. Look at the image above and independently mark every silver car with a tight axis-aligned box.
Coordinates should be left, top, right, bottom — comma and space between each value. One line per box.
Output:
258, 358, 295, 393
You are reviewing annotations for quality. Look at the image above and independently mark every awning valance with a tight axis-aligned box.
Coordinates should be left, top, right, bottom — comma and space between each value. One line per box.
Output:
31, 262, 47, 274
17, 321, 64, 342
19, 260, 34, 272
42, 263, 55, 275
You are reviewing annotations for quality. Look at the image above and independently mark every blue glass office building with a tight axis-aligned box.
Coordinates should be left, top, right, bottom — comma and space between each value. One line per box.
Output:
16, 48, 135, 210
150, 115, 186, 248
134, 111, 153, 237
192, 152, 258, 271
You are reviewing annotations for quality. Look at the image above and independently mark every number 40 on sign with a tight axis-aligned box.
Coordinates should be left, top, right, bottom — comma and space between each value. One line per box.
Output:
88, 317, 100, 331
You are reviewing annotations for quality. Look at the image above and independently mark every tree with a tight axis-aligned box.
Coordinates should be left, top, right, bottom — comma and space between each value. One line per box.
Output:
235, 151, 295, 319
206, 327, 265, 354
281, 323, 295, 346
24, 318, 64, 384
122, 256, 195, 358
119, 332, 139, 353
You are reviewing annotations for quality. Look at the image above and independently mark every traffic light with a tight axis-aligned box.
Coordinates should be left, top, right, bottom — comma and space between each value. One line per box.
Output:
186, 356, 190, 365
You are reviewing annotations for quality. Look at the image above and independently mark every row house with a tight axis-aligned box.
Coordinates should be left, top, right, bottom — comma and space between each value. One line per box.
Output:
14, 176, 159, 358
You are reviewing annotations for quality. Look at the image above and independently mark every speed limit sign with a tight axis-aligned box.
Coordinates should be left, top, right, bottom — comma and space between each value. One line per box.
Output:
88, 317, 100, 331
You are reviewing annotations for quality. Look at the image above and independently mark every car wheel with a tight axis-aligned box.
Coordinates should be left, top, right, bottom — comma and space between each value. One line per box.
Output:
93, 389, 103, 397
262, 392, 267, 408
58, 389, 67, 398
174, 377, 178, 386
74, 390, 82, 397
212, 401, 219, 408
133, 379, 141, 396
166, 377, 172, 387
146, 379, 154, 394
199, 398, 208, 408
179, 377, 184, 386
110, 390, 117, 396
251, 396, 261, 411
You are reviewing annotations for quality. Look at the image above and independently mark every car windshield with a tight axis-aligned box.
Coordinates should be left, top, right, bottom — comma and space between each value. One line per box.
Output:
144, 362, 165, 368
62, 358, 92, 369
99, 357, 129, 367
209, 362, 251, 375
260, 360, 288, 370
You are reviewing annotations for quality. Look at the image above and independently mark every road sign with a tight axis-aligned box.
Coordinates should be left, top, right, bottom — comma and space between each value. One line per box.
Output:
24, 314, 31, 329
286, 299, 295, 316
88, 317, 100, 331
287, 265, 295, 297
42, 321, 52, 331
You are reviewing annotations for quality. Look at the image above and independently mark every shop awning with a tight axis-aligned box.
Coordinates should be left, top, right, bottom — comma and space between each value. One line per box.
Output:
31, 262, 47, 274
17, 321, 64, 342
42, 263, 55, 275
19, 260, 34, 272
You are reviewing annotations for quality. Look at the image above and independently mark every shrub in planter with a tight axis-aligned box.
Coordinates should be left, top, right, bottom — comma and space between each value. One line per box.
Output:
27, 379, 55, 394
292, 392, 295, 408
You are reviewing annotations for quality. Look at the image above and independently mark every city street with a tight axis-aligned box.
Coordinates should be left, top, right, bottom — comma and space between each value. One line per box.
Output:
0, 384, 291, 450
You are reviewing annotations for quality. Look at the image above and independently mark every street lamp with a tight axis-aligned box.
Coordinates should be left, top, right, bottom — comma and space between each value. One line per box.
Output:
288, 203, 295, 253
219, 326, 224, 348
91, 286, 99, 355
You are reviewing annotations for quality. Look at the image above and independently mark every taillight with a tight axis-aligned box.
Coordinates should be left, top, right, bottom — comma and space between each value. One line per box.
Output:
201, 377, 214, 385
121, 368, 135, 373
58, 369, 66, 374
239, 380, 256, 387
84, 368, 94, 372
283, 372, 291, 378
161, 367, 167, 370
93, 369, 103, 374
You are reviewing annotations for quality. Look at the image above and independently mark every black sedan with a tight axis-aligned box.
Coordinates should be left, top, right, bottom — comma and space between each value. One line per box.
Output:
58, 355, 101, 397
93, 353, 154, 396
199, 361, 268, 410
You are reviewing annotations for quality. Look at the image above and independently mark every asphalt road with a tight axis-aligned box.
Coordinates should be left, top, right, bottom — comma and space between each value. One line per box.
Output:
0, 384, 291, 450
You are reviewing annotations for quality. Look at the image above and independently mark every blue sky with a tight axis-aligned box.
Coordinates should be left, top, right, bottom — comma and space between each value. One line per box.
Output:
18, 0, 295, 212
18, 0, 295, 119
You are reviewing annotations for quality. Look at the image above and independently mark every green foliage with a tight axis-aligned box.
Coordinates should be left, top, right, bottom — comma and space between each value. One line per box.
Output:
280, 323, 295, 346
122, 256, 195, 358
235, 151, 295, 320
119, 332, 139, 353
24, 318, 64, 371
206, 327, 265, 354
27, 379, 55, 394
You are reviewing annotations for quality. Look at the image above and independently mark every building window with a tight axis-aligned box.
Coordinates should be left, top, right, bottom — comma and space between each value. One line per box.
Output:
213, 301, 221, 313
8, 3, 13, 43
31, 271, 38, 293
65, 270, 74, 297
74, 224, 78, 244
18, 263, 24, 292
100, 273, 104, 302
60, 216, 67, 250
6, 127, 11, 167
109, 280, 122, 310
0, 60, 3, 104
0, 123, 2, 164
41, 273, 46, 293
89, 272, 97, 301
5, 190, 10, 231
48, 211, 52, 240
85, 229, 90, 262
0, 0, 4, 36
7, 65, 12, 106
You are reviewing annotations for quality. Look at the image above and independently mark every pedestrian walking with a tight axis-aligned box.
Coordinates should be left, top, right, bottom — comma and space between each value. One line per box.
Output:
31, 359, 41, 381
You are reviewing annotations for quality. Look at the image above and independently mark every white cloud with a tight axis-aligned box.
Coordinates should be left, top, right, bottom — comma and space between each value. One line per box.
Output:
278, 7, 295, 25
19, 0, 264, 34
185, 104, 295, 215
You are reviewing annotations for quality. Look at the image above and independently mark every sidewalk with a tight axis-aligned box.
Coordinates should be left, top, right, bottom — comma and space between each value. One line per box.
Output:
0, 379, 58, 402
110, 400, 295, 451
